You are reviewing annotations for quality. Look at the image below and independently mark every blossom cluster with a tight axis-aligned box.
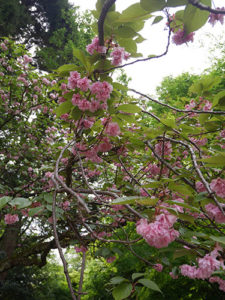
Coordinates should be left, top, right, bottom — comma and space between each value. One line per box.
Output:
180, 246, 224, 280
86, 37, 130, 66
66, 71, 113, 114
4, 214, 19, 225
136, 213, 179, 248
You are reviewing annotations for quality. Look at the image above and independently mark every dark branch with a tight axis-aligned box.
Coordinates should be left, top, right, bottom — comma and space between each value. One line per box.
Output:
98, 0, 117, 46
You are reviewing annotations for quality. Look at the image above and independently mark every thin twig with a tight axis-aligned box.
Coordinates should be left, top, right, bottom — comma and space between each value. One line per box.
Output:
118, 156, 152, 197
146, 141, 195, 188
132, 88, 225, 115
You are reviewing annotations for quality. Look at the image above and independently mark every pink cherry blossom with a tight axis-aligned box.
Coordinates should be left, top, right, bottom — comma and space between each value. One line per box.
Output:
172, 29, 194, 45
180, 264, 198, 279
196, 181, 207, 193
203, 100, 212, 111
98, 137, 112, 152
110, 47, 130, 66
86, 37, 106, 55
205, 203, 225, 223
23, 55, 32, 64
136, 216, 179, 249
71, 93, 81, 106
90, 81, 113, 102
106, 256, 116, 263
155, 141, 172, 158
208, 8, 225, 26
75, 246, 87, 253
4, 214, 19, 225
105, 122, 120, 136
77, 77, 91, 92
153, 263, 163, 272
210, 178, 225, 198
68, 71, 80, 89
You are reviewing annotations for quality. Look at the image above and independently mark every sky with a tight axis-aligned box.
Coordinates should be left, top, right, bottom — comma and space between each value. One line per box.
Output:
69, 0, 225, 95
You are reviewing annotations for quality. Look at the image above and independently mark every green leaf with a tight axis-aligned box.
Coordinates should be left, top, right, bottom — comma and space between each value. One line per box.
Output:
55, 64, 81, 76
160, 117, 176, 128
166, 0, 188, 6
112, 282, 132, 300
168, 182, 194, 196
132, 273, 145, 280
199, 153, 225, 167
44, 193, 53, 204
177, 212, 196, 224
115, 3, 151, 23
210, 236, 225, 245
0, 196, 12, 210
55, 100, 73, 117
117, 113, 135, 123
110, 277, 127, 285
152, 16, 163, 25
71, 107, 83, 121
117, 104, 141, 113
140, 0, 166, 12
73, 48, 91, 71
213, 90, 225, 107
166, 200, 200, 212
28, 206, 44, 217
117, 38, 137, 55
112, 196, 146, 205
114, 26, 138, 38
173, 248, 191, 259
9, 197, 31, 209
138, 278, 162, 293
184, 0, 211, 34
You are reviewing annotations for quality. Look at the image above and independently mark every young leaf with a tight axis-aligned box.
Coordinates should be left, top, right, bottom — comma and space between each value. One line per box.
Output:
9, 197, 31, 209
138, 278, 162, 293
112, 282, 132, 300
110, 277, 127, 285
140, 0, 166, 12
184, 0, 211, 34
117, 104, 141, 113
0, 196, 12, 210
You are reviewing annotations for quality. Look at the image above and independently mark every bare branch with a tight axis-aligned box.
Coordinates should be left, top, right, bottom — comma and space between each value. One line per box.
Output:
53, 140, 91, 214
52, 184, 77, 300
78, 252, 86, 300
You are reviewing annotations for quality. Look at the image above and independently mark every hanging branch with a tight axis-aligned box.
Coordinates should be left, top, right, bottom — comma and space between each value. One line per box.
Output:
99, 23, 172, 73
83, 222, 142, 244
188, 0, 225, 14
132, 88, 225, 115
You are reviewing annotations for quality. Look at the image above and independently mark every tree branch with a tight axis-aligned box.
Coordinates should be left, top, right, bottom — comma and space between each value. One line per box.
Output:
98, 0, 117, 46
